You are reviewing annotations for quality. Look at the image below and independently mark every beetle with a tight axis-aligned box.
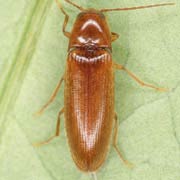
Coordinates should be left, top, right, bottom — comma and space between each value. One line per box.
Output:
34, 0, 174, 178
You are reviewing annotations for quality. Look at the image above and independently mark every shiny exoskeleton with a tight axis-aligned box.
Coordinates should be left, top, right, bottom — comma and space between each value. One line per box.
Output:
35, 0, 174, 175
65, 10, 114, 171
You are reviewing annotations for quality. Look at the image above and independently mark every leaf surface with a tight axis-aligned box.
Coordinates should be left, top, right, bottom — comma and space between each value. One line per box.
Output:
0, 0, 179, 179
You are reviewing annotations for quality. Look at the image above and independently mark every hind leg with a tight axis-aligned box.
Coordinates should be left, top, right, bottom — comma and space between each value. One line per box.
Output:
113, 113, 134, 167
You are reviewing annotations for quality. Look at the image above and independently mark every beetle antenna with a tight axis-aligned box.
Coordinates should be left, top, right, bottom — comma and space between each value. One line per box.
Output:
100, 3, 175, 12
64, 0, 85, 11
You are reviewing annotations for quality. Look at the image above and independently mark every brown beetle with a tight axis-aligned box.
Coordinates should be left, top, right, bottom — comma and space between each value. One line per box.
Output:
34, 0, 174, 177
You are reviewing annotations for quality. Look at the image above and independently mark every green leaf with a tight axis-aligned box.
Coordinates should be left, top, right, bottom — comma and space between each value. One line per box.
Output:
0, 0, 179, 179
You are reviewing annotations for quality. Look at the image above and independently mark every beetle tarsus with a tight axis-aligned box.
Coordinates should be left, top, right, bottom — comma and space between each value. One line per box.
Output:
113, 113, 134, 168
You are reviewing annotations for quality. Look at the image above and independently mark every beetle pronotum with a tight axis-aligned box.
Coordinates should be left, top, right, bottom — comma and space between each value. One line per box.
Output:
34, 0, 174, 179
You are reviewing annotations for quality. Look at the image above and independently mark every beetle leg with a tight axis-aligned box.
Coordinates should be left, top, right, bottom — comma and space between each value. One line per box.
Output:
113, 113, 134, 168
113, 63, 168, 92
111, 32, 119, 42
34, 75, 64, 116
33, 108, 64, 147
55, 0, 71, 38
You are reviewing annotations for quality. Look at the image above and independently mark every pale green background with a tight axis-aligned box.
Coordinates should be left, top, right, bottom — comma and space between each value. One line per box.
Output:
0, 0, 179, 180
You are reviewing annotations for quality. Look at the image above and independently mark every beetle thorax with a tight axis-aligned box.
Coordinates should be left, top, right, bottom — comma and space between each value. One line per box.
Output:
68, 10, 112, 50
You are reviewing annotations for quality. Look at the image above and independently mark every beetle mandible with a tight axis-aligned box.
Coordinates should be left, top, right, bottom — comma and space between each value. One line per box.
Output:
34, 0, 174, 177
